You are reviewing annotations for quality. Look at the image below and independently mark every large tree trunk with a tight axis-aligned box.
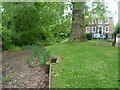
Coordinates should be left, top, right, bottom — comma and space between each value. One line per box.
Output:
70, 2, 87, 42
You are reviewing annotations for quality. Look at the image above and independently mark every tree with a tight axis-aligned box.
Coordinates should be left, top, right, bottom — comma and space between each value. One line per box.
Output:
2, 2, 71, 49
115, 22, 120, 34
70, 0, 111, 42
70, 2, 87, 42
112, 22, 120, 46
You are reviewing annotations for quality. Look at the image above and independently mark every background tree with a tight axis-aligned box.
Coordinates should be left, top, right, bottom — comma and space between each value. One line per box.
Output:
2, 2, 71, 50
70, 0, 111, 42
70, 2, 87, 42
1, 1, 111, 50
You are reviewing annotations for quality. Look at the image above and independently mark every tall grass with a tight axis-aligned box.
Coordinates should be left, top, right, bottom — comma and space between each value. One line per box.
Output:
22, 45, 51, 66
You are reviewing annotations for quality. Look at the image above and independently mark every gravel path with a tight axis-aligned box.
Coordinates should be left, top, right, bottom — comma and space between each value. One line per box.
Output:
2, 50, 49, 88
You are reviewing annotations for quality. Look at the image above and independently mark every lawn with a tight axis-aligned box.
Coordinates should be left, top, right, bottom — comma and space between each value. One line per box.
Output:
46, 40, 118, 88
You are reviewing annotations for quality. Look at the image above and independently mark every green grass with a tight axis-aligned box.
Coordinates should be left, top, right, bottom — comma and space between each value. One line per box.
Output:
46, 40, 118, 88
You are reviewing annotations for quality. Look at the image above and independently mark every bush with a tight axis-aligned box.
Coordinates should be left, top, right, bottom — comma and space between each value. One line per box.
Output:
85, 33, 93, 40
11, 31, 40, 46
2, 27, 13, 50
116, 34, 120, 38
22, 45, 51, 66
8, 44, 21, 52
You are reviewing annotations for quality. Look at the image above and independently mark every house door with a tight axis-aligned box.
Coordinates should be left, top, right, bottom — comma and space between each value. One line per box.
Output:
98, 27, 103, 34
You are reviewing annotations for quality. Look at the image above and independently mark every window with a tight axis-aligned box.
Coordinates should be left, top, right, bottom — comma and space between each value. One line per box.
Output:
105, 19, 109, 24
92, 19, 96, 24
105, 26, 109, 32
98, 19, 102, 24
92, 27, 96, 33
86, 27, 90, 33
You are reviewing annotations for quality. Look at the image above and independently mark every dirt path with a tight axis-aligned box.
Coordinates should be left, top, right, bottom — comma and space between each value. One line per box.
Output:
2, 50, 49, 88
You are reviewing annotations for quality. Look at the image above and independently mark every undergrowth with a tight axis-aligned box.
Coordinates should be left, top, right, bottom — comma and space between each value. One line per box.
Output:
8, 45, 21, 52
22, 45, 51, 66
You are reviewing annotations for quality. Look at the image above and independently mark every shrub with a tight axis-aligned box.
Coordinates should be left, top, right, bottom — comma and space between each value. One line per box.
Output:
22, 45, 51, 66
2, 27, 13, 50
85, 33, 93, 40
11, 31, 40, 46
116, 34, 120, 38
107, 40, 112, 42
8, 45, 21, 52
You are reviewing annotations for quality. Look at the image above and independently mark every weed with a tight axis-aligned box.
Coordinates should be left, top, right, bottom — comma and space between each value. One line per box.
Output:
2, 75, 11, 84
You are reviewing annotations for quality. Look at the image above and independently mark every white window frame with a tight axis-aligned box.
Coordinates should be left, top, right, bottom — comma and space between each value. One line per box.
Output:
92, 27, 96, 33
105, 26, 109, 32
92, 19, 96, 24
105, 19, 109, 24
98, 19, 102, 24
86, 27, 90, 33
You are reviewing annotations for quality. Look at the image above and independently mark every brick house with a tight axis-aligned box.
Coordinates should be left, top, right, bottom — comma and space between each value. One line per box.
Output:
85, 17, 114, 37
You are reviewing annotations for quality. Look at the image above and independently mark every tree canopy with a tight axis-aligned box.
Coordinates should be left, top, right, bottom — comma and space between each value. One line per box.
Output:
1, 1, 111, 50
2, 2, 71, 49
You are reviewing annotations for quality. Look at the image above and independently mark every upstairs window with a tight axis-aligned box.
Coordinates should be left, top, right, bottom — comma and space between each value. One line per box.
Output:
98, 19, 102, 24
86, 27, 90, 33
92, 19, 96, 24
92, 27, 96, 33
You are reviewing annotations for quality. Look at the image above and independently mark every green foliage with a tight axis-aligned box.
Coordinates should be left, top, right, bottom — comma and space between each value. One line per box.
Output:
107, 39, 112, 42
2, 2, 41, 46
2, 2, 110, 48
2, 27, 12, 50
22, 45, 51, 66
2, 2, 71, 49
2, 75, 11, 84
7, 44, 21, 52
116, 34, 120, 38
86, 1, 111, 24
114, 22, 120, 34
2, 27, 21, 51
85, 33, 93, 40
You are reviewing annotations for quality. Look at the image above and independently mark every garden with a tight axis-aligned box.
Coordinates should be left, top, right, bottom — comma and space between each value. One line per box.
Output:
1, 1, 119, 89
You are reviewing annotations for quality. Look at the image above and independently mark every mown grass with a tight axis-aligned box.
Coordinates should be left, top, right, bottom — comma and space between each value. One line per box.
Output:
46, 40, 118, 88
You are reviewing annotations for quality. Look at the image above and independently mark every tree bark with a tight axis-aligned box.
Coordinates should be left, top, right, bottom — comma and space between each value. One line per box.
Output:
70, 2, 87, 42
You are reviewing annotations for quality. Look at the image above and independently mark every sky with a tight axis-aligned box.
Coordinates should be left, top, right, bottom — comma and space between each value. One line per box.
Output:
105, 0, 118, 25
